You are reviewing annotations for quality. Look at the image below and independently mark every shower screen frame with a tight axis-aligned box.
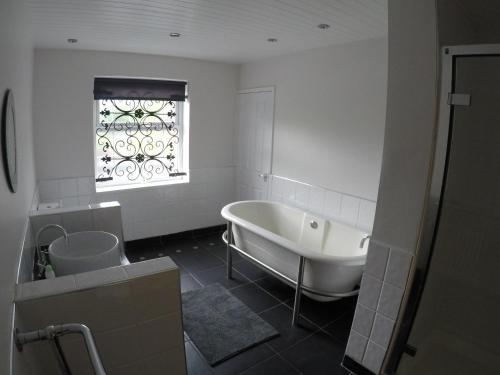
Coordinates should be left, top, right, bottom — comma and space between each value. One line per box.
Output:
385, 43, 500, 373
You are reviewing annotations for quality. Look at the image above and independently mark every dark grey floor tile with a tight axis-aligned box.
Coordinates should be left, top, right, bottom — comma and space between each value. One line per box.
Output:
161, 237, 200, 254
230, 283, 281, 314
185, 341, 214, 375
125, 249, 158, 263
125, 236, 163, 252
206, 245, 245, 264
192, 265, 249, 290
168, 247, 202, 265
323, 311, 355, 345
255, 277, 295, 302
195, 233, 226, 248
173, 250, 225, 273
259, 304, 317, 352
193, 225, 225, 239
240, 355, 301, 375
233, 259, 269, 281
280, 331, 349, 375
211, 343, 275, 375
285, 295, 356, 327
181, 274, 203, 293
125, 237, 165, 262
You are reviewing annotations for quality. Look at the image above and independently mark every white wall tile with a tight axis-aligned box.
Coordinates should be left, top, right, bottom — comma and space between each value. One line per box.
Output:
107, 361, 145, 375
59, 178, 78, 197
57, 336, 95, 374
282, 179, 296, 202
190, 168, 207, 183
370, 314, 395, 348
309, 186, 325, 215
363, 341, 386, 373
345, 330, 368, 363
163, 185, 179, 202
365, 242, 390, 280
294, 183, 310, 208
38, 179, 60, 202
272, 176, 285, 197
340, 195, 361, 226
94, 325, 144, 368
378, 282, 404, 320
78, 195, 91, 206
358, 200, 376, 230
145, 346, 187, 375
77, 177, 93, 196
137, 313, 184, 356
352, 303, 376, 337
324, 190, 342, 217
16, 263, 185, 373
61, 210, 93, 233
124, 257, 177, 278
61, 197, 79, 207
358, 274, 382, 310
385, 249, 412, 288
75, 266, 128, 289
17, 275, 77, 300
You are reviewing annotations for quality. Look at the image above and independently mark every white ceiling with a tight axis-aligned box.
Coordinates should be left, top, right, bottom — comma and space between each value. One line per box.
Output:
27, 0, 387, 63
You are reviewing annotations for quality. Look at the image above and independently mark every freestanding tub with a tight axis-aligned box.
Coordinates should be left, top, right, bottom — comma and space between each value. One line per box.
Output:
221, 200, 370, 304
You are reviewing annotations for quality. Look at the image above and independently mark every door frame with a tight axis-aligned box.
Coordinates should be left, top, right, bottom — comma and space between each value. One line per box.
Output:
386, 44, 500, 373
237, 85, 275, 174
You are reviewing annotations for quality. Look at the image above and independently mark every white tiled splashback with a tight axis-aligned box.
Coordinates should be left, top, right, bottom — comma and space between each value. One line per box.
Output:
13, 257, 186, 375
345, 240, 414, 373
37, 167, 235, 241
247, 174, 377, 232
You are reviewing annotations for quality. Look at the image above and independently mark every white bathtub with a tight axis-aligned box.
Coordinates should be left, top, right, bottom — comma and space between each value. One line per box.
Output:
221, 200, 369, 301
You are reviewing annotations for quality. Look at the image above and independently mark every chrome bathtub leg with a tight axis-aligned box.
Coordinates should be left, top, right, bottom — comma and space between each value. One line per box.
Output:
226, 221, 233, 280
292, 256, 306, 327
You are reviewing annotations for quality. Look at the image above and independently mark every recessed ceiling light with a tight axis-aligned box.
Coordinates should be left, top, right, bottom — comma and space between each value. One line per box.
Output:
169, 32, 181, 38
317, 23, 330, 30
267, 38, 278, 43
67, 38, 78, 43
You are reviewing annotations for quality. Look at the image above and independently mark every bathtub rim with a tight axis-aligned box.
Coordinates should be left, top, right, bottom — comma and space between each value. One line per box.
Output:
221, 200, 368, 264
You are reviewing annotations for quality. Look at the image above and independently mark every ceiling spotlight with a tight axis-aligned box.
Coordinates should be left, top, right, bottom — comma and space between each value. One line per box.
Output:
169, 32, 181, 38
317, 23, 330, 30
267, 38, 278, 43
67, 38, 78, 43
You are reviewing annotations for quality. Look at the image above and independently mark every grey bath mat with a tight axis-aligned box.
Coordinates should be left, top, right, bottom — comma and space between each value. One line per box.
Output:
182, 283, 279, 365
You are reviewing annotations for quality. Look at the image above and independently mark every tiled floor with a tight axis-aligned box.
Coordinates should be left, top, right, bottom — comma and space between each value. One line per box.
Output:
126, 227, 357, 375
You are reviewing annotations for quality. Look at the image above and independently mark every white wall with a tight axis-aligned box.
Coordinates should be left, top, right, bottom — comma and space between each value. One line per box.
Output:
34, 49, 239, 177
345, 1, 439, 373
239, 38, 387, 201
33, 50, 239, 240
0, 0, 36, 373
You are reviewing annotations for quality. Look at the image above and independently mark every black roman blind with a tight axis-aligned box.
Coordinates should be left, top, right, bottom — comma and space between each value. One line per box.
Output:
93, 78, 187, 101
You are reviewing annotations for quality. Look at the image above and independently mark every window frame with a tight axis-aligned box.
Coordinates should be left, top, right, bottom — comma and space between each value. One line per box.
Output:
93, 81, 190, 193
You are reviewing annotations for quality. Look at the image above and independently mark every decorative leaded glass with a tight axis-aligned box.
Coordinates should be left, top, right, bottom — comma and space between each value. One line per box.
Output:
95, 99, 185, 188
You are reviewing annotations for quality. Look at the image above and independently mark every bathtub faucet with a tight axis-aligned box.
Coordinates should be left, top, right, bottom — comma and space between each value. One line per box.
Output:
359, 235, 371, 249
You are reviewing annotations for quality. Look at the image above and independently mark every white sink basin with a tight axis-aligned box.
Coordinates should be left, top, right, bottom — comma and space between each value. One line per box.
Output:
48, 231, 121, 276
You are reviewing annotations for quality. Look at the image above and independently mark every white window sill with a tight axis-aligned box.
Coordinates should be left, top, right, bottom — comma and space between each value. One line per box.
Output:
95, 177, 190, 193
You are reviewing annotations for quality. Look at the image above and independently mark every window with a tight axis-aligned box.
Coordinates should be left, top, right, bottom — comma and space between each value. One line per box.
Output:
93, 78, 189, 191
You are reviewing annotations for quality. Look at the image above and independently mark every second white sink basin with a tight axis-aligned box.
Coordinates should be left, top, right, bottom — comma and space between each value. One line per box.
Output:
48, 231, 121, 276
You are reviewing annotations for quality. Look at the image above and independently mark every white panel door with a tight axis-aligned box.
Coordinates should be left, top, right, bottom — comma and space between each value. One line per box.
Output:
236, 88, 274, 200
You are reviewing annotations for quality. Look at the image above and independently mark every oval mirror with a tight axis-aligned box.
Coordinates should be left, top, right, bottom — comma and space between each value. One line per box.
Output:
2, 90, 17, 193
